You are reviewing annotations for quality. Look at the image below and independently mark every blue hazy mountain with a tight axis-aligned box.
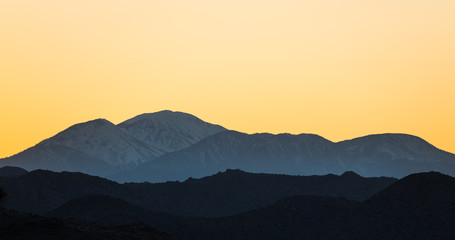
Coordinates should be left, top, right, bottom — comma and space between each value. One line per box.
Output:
111, 131, 335, 182
112, 131, 455, 182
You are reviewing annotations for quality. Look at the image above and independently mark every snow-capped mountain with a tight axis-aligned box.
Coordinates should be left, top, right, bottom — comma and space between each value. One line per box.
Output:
0, 111, 226, 176
117, 110, 226, 153
0, 119, 163, 175
0, 144, 115, 176
111, 131, 455, 182
38, 119, 164, 166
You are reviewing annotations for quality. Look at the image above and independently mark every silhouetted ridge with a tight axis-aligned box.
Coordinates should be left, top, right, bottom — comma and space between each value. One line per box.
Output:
367, 171, 455, 205
330, 171, 455, 240
341, 171, 361, 178
20, 171, 455, 240
216, 168, 248, 175
0, 169, 395, 217
0, 166, 28, 177
0, 169, 126, 214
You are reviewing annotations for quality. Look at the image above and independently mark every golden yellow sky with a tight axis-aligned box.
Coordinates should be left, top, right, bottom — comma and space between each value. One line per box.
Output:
1, 0, 455, 158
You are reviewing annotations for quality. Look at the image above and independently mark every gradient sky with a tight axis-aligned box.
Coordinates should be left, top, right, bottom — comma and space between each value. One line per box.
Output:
1, 0, 455, 158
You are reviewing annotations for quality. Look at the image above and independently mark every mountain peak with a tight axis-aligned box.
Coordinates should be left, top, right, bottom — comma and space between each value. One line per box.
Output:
68, 118, 114, 128
399, 171, 454, 184
339, 133, 431, 145
367, 171, 455, 207
118, 110, 226, 153
218, 169, 248, 176
0, 166, 28, 177
119, 110, 204, 126
31, 116, 163, 168
85, 118, 112, 125
341, 171, 361, 178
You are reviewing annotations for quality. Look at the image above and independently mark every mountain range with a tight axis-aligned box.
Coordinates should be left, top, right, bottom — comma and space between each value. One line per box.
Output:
28, 171, 455, 240
114, 131, 455, 182
1, 110, 455, 182
0, 167, 395, 217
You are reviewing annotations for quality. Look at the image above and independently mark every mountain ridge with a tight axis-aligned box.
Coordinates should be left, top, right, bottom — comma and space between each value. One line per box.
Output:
118, 110, 227, 153
0, 168, 396, 217
113, 130, 455, 182
1, 111, 455, 182
42, 171, 455, 240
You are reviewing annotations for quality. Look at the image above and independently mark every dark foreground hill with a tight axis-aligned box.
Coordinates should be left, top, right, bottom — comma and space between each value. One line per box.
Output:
46, 195, 185, 229
183, 172, 455, 240
46, 172, 455, 240
0, 208, 175, 240
0, 169, 395, 217
48, 194, 358, 240
0, 166, 28, 178
46, 195, 188, 236
333, 171, 455, 240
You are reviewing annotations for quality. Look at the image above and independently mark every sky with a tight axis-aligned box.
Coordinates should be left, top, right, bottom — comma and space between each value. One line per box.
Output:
1, 0, 454, 158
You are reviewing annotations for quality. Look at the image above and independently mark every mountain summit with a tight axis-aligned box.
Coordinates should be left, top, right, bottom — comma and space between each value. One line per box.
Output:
118, 110, 226, 153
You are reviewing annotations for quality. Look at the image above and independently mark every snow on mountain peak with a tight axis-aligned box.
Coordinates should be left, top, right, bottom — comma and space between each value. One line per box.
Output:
118, 110, 227, 153
39, 118, 163, 167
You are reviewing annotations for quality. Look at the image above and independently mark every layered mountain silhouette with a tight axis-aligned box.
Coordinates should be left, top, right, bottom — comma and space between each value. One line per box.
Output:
44, 172, 455, 240
1, 110, 454, 182
2, 110, 454, 239
0, 168, 395, 217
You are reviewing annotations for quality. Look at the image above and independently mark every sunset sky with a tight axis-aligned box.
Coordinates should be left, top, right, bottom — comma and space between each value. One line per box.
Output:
1, 0, 455, 158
